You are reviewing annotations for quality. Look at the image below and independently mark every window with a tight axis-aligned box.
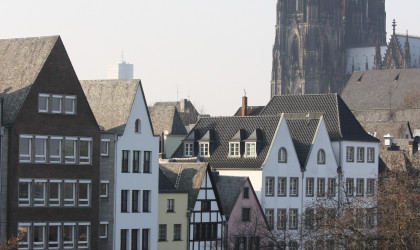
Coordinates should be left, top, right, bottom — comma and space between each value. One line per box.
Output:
63, 180, 76, 206
48, 223, 60, 249
143, 190, 150, 212
357, 147, 365, 162
278, 147, 287, 163
121, 190, 129, 212
99, 222, 108, 239
142, 229, 150, 250
278, 177, 287, 196
133, 150, 140, 173
229, 142, 240, 157
174, 224, 181, 241
346, 146, 354, 162
243, 187, 249, 199
79, 138, 91, 164
38, 94, 49, 113
143, 151, 151, 173
265, 209, 274, 229
132, 229, 139, 250
18, 179, 31, 206
33, 223, 46, 249
64, 96, 76, 114
305, 208, 314, 229
33, 180, 46, 206
367, 178, 375, 196
159, 224, 167, 241
246, 142, 256, 157
290, 177, 299, 196
367, 147, 375, 163
317, 149, 326, 164
64, 138, 77, 164
34, 136, 47, 163
19, 135, 32, 162
122, 150, 129, 173
356, 179, 364, 196
100, 139, 110, 157
121, 229, 128, 250
346, 178, 354, 196
18, 223, 30, 249
289, 209, 298, 229
78, 181, 91, 206
328, 178, 336, 197
317, 178, 325, 197
63, 223, 75, 248
167, 199, 174, 212
49, 137, 62, 163
201, 200, 211, 211
49, 180, 61, 206
265, 177, 274, 196
306, 178, 314, 197
184, 143, 193, 157
132, 190, 140, 212
135, 119, 141, 133
199, 143, 209, 157
242, 207, 251, 221
277, 209, 287, 230
100, 180, 109, 198
290, 241, 299, 250
51, 95, 62, 113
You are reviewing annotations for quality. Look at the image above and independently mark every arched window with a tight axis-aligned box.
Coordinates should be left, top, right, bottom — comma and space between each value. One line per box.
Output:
317, 149, 326, 164
135, 119, 141, 133
278, 147, 287, 163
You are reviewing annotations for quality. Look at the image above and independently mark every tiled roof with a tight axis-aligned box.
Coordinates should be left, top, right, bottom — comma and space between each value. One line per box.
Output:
233, 106, 265, 116
213, 174, 247, 219
0, 36, 59, 125
359, 121, 411, 148
342, 68, 420, 111
159, 162, 208, 210
171, 116, 282, 169
159, 169, 177, 192
148, 106, 187, 136
153, 99, 199, 126
80, 79, 140, 134
260, 94, 378, 142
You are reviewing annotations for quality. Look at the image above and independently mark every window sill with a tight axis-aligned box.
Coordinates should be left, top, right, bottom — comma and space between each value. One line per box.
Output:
166, 211, 175, 213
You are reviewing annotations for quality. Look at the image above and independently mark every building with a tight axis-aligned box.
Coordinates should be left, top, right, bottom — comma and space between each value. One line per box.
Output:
152, 99, 201, 131
82, 79, 160, 250
107, 60, 134, 80
0, 36, 101, 248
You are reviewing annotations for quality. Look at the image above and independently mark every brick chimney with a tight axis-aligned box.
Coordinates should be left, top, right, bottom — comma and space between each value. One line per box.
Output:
242, 95, 248, 116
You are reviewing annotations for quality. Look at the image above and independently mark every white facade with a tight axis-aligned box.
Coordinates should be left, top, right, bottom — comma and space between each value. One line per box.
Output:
114, 84, 159, 250
107, 61, 134, 80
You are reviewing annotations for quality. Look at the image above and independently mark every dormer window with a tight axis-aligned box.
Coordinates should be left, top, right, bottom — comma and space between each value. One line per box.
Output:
245, 142, 256, 157
229, 142, 240, 157
278, 147, 287, 163
199, 142, 209, 157
317, 149, 326, 164
135, 119, 141, 133
184, 143, 193, 157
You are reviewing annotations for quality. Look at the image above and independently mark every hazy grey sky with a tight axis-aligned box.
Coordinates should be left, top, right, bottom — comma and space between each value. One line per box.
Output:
1, 0, 419, 115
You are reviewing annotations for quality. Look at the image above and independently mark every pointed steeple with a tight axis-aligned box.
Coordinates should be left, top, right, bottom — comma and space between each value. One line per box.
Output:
374, 38, 382, 70
404, 31, 411, 68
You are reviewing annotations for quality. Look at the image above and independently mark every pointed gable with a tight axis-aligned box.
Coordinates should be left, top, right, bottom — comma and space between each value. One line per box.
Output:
383, 34, 405, 69
148, 106, 187, 136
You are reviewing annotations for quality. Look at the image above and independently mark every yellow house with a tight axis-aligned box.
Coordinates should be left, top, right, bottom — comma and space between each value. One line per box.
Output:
158, 170, 189, 250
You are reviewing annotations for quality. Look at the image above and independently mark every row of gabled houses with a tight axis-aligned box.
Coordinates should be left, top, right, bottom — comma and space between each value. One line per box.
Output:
0, 35, 380, 250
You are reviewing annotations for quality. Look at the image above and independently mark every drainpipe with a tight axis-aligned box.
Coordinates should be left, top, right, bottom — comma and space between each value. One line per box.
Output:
338, 142, 343, 209
187, 210, 191, 250
300, 169, 305, 249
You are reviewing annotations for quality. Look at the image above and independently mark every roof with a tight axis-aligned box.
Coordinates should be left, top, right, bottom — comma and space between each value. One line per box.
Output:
359, 121, 412, 146
396, 35, 420, 68
345, 46, 387, 74
342, 69, 420, 111
153, 99, 199, 126
171, 116, 282, 169
0, 35, 59, 125
260, 94, 377, 142
159, 162, 208, 209
148, 106, 187, 136
213, 174, 247, 219
233, 106, 265, 116
80, 79, 140, 134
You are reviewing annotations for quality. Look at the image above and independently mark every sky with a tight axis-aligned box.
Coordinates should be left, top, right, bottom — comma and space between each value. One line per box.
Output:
1, 0, 419, 116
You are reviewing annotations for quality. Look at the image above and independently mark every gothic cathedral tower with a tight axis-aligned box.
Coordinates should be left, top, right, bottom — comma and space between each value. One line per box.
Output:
270, 0, 386, 97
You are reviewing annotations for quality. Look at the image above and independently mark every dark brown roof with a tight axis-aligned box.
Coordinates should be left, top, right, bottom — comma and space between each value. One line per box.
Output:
148, 106, 187, 136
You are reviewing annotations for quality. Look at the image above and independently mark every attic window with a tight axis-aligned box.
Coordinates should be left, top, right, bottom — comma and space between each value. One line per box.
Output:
135, 119, 141, 133
184, 143, 193, 157
229, 142, 240, 157
245, 142, 256, 157
199, 142, 209, 157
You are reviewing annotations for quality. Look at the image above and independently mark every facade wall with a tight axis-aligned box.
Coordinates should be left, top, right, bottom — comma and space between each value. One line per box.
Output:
0, 127, 8, 243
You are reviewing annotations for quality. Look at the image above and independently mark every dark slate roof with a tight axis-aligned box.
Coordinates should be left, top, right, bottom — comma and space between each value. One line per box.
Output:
159, 162, 208, 210
286, 118, 321, 167
213, 174, 247, 219
233, 106, 265, 116
159, 169, 178, 193
342, 69, 420, 110
359, 121, 411, 142
171, 116, 282, 169
0, 36, 59, 125
81, 80, 140, 134
148, 106, 187, 136
260, 94, 378, 142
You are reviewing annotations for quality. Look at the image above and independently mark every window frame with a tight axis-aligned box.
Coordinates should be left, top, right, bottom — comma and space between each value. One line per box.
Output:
199, 142, 210, 157
173, 224, 181, 241
346, 178, 354, 197
77, 222, 90, 249
51, 95, 63, 114
49, 136, 63, 163
18, 179, 32, 207
167, 199, 175, 212
277, 209, 287, 230
63, 180, 76, 206
278, 177, 287, 196
135, 119, 141, 133
289, 209, 298, 229
290, 177, 299, 197
306, 178, 314, 197
132, 229, 139, 250
122, 150, 129, 173
133, 150, 140, 173
33, 223, 46, 249
19, 135, 32, 163
265, 209, 274, 229
99, 222, 108, 239
317, 178, 326, 197
278, 147, 287, 163
328, 178, 336, 197
245, 142, 257, 157
242, 207, 251, 222
142, 229, 150, 250
18, 223, 31, 249
100, 180, 109, 198
48, 223, 60, 249
78, 180, 91, 206
63, 223, 75, 249
317, 149, 326, 164
121, 229, 128, 250
229, 142, 240, 157
143, 151, 151, 173
265, 177, 275, 196
33, 179, 47, 206
357, 147, 365, 162
367, 147, 375, 163
243, 187, 249, 199
121, 190, 129, 213
356, 178, 365, 197
64, 95, 76, 115
64, 137, 77, 164
132, 190, 140, 213
38, 94, 50, 113
346, 146, 354, 162
100, 139, 110, 157
143, 190, 150, 212
158, 224, 167, 241
34, 136, 48, 163
79, 138, 92, 165
367, 178, 375, 196
184, 142, 193, 157
49, 180, 61, 206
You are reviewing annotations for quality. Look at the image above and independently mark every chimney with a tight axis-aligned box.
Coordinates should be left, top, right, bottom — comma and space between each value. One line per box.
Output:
242, 95, 248, 116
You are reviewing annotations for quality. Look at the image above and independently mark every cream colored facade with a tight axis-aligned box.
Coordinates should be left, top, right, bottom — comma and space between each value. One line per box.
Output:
158, 192, 189, 250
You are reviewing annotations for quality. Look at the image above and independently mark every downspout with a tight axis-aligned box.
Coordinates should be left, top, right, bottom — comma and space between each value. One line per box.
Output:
113, 133, 118, 250
338, 141, 343, 209
187, 210, 191, 250
300, 169, 305, 248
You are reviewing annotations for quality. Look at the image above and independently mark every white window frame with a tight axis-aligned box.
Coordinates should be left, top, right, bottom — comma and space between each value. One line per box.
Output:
33, 179, 47, 206
48, 223, 61, 249
278, 177, 287, 196
64, 137, 77, 164
64, 95, 76, 115
63, 223, 75, 248
100, 180, 109, 198
317, 149, 326, 164
99, 222, 108, 239
101, 139, 110, 157
199, 142, 209, 157
367, 147, 375, 163
290, 177, 299, 196
18, 179, 32, 207
167, 199, 175, 212
19, 135, 32, 163
49, 180, 61, 206
289, 209, 298, 229
33, 223, 46, 249
306, 178, 314, 197
356, 178, 365, 196
328, 178, 336, 197
38, 93, 50, 113
51, 95, 63, 114
78, 222, 90, 249
78, 180, 91, 206
245, 142, 256, 157
63, 180, 76, 206
79, 138, 92, 165
346, 146, 354, 162
265, 209, 274, 229
317, 178, 325, 197
367, 178, 375, 196
229, 142, 240, 157
18, 223, 31, 249
49, 136, 62, 163
34, 136, 48, 163
357, 147, 365, 162
278, 147, 287, 163
265, 177, 274, 196
277, 209, 287, 230
184, 142, 193, 157
346, 178, 354, 196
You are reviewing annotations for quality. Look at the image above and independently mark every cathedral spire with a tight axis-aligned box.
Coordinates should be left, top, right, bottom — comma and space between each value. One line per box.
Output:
392, 19, 397, 35
374, 38, 382, 70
